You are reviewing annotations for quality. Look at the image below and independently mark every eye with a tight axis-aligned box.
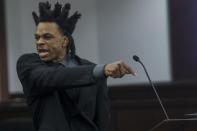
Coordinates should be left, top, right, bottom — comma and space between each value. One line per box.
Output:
34, 34, 40, 41
43, 33, 53, 40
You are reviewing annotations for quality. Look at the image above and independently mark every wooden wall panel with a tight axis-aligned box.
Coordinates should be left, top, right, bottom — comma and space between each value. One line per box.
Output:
0, 0, 8, 102
169, 0, 197, 81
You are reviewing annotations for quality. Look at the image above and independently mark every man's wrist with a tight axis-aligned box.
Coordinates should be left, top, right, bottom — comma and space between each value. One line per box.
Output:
93, 64, 107, 79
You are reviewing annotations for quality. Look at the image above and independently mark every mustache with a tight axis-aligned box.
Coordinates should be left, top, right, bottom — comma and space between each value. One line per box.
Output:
37, 49, 49, 52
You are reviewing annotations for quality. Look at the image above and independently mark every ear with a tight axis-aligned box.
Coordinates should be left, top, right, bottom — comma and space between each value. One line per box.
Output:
62, 36, 69, 48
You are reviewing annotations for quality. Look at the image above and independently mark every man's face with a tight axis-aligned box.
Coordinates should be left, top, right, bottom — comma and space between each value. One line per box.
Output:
35, 22, 68, 62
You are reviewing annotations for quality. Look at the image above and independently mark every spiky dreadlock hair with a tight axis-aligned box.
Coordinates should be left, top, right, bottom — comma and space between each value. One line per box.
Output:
32, 1, 81, 57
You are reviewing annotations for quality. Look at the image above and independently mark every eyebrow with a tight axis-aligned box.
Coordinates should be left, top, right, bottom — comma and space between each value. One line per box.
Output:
34, 32, 53, 36
34, 33, 55, 38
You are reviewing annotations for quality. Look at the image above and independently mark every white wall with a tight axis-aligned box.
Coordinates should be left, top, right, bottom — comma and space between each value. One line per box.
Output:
5, 0, 23, 94
97, 0, 171, 85
5, 0, 171, 93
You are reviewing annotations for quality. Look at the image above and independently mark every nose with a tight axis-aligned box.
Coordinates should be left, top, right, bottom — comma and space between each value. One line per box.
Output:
36, 37, 45, 46
36, 38, 47, 50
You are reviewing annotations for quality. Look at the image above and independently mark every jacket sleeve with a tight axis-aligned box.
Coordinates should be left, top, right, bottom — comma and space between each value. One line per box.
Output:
16, 54, 97, 96
94, 79, 110, 131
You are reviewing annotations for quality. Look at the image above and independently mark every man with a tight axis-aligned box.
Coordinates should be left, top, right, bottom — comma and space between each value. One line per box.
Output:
17, 1, 135, 131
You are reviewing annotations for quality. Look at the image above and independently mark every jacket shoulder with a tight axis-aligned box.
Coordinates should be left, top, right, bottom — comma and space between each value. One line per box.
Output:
16, 53, 41, 69
18, 53, 39, 60
17, 53, 39, 62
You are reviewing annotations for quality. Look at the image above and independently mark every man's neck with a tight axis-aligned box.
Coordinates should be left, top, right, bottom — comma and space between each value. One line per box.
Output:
53, 55, 66, 63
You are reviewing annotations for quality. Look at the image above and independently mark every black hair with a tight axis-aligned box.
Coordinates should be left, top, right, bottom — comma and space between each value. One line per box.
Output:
32, 1, 81, 57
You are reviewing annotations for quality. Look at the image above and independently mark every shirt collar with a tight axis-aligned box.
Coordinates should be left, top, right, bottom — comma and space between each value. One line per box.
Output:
59, 54, 77, 67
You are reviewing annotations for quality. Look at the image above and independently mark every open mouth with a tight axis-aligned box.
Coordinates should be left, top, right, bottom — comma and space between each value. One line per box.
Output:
37, 49, 49, 58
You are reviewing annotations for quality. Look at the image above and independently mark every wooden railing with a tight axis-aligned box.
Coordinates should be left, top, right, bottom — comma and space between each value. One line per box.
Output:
1, 81, 197, 131
107, 81, 197, 131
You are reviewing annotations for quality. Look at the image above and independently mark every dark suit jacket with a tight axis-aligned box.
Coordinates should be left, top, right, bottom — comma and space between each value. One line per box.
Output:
16, 53, 110, 131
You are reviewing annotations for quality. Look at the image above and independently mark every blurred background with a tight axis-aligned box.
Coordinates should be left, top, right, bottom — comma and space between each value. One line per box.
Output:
1, 0, 197, 131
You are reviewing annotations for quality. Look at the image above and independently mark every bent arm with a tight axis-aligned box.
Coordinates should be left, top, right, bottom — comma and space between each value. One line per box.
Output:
17, 54, 97, 96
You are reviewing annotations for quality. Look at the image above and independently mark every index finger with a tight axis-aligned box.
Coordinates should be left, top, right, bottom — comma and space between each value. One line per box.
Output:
121, 62, 136, 76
